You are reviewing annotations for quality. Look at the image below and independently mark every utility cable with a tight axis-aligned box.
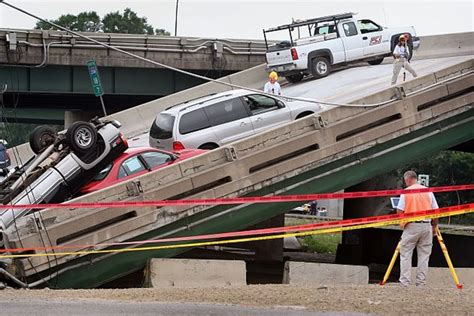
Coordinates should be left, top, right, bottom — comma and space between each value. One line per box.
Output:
0, 0, 426, 108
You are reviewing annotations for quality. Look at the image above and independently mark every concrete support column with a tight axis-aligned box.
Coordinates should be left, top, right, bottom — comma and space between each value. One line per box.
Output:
252, 213, 285, 261
336, 174, 398, 265
64, 110, 100, 128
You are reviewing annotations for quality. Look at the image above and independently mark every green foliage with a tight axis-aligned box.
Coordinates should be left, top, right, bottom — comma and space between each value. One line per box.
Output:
397, 150, 474, 224
300, 233, 341, 254
34, 8, 169, 35
0, 123, 62, 148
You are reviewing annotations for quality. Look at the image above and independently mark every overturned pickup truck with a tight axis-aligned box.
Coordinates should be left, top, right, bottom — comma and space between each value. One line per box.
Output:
0, 118, 128, 273
264, 12, 420, 82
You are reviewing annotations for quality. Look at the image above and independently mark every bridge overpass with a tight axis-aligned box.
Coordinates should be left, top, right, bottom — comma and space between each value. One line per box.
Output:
0, 28, 267, 123
2, 32, 473, 288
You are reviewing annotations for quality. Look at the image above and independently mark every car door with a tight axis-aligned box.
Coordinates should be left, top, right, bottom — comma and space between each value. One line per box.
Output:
340, 21, 365, 61
357, 19, 388, 56
243, 94, 291, 134
203, 97, 254, 145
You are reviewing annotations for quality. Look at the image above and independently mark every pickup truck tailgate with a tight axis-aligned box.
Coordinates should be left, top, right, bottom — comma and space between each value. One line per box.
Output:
266, 48, 293, 67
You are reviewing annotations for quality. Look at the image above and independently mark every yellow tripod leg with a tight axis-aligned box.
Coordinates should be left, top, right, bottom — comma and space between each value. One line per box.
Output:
380, 241, 401, 285
435, 227, 463, 289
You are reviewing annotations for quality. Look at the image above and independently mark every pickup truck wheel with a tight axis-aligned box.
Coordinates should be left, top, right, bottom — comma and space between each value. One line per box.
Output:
285, 74, 304, 83
29, 126, 57, 154
66, 121, 98, 154
368, 57, 384, 65
311, 57, 331, 79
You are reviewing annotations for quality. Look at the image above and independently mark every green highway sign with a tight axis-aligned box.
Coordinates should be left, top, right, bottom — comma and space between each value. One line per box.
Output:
86, 60, 104, 97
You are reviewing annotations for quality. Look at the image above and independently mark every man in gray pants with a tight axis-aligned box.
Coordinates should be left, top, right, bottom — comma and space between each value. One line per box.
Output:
397, 171, 439, 286
391, 34, 417, 85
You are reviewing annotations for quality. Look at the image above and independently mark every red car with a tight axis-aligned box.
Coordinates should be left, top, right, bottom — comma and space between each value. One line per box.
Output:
80, 147, 206, 194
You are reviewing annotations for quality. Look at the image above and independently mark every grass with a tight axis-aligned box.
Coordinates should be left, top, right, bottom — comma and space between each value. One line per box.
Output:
285, 217, 342, 254
300, 233, 342, 254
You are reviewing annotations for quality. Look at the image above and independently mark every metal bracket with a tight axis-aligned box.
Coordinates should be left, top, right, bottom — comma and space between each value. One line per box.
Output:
126, 180, 143, 197
5, 33, 17, 51
313, 115, 326, 129
224, 146, 238, 161
213, 42, 223, 59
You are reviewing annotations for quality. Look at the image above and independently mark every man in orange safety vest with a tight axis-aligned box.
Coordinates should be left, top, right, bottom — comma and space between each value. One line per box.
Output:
396, 170, 439, 286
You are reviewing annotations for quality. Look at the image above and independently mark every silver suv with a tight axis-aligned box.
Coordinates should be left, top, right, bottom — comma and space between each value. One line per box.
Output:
149, 89, 322, 150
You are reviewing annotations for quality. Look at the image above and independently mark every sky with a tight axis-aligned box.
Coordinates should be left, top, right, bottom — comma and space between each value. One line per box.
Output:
0, 0, 472, 40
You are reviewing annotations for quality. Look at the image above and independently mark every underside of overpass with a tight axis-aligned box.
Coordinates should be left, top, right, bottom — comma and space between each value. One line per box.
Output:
0, 66, 233, 124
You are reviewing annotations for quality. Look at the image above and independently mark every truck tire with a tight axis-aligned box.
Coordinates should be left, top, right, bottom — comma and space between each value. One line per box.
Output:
285, 73, 304, 83
310, 57, 331, 79
368, 57, 384, 65
66, 121, 98, 154
29, 126, 57, 154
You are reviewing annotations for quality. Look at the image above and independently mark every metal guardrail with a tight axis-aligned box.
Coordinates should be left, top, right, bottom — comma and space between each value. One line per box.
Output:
5, 59, 472, 280
0, 28, 268, 59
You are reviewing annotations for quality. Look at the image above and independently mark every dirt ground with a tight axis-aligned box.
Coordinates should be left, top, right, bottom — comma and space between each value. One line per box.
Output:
1, 284, 473, 315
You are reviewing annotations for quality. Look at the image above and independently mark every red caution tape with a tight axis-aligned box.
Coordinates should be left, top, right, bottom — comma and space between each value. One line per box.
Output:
2, 203, 472, 254
0, 184, 472, 210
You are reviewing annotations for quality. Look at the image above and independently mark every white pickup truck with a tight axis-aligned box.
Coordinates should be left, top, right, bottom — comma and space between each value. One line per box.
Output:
263, 12, 420, 82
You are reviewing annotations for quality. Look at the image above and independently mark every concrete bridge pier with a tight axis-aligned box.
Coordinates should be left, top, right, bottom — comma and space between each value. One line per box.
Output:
336, 175, 398, 265
64, 110, 102, 128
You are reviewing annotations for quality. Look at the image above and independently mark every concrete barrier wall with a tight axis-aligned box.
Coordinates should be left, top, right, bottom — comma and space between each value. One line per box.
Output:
6, 33, 472, 164
107, 63, 268, 138
414, 32, 474, 60
145, 258, 247, 288
283, 262, 369, 285
411, 267, 474, 288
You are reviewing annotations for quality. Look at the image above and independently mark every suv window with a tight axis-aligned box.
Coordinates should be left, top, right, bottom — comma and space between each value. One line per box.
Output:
150, 113, 175, 140
357, 20, 381, 34
204, 98, 249, 126
179, 108, 211, 135
243, 94, 280, 115
141, 151, 173, 168
119, 156, 146, 179
343, 22, 358, 37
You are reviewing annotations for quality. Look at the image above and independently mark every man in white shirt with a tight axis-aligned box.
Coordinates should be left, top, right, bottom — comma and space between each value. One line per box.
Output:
391, 34, 417, 85
264, 71, 282, 95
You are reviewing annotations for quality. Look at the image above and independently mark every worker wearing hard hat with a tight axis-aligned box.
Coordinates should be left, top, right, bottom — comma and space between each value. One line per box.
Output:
397, 170, 439, 287
264, 71, 282, 95
391, 34, 417, 85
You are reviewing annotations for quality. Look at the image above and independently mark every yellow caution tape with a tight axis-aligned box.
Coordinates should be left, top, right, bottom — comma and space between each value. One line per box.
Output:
0, 208, 472, 259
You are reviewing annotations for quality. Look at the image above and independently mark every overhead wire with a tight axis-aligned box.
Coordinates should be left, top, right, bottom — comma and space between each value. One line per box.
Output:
0, 0, 411, 108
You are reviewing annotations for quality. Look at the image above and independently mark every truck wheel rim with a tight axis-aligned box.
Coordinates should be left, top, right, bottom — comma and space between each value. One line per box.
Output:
75, 127, 92, 148
317, 61, 327, 74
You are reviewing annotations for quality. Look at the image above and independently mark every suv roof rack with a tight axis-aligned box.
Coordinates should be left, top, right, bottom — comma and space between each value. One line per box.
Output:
264, 12, 355, 33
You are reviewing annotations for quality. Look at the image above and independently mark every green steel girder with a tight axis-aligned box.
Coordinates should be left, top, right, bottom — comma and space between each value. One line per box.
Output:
0, 65, 220, 96
36, 108, 474, 288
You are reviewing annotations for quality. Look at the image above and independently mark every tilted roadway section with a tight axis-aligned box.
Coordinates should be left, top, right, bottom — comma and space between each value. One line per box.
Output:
3, 57, 473, 288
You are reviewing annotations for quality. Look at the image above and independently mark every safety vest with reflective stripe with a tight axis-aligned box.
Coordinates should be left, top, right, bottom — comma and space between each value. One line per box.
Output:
404, 183, 432, 213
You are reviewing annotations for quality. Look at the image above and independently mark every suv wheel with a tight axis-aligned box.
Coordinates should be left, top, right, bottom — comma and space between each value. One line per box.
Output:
311, 57, 331, 79
29, 126, 57, 154
199, 143, 219, 150
66, 121, 98, 154
285, 74, 304, 83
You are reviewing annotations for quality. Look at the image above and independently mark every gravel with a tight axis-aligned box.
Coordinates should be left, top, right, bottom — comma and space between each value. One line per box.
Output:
1, 284, 473, 315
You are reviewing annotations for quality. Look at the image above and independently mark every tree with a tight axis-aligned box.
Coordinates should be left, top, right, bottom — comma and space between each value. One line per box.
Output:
34, 9, 169, 35
102, 8, 159, 35
396, 150, 474, 224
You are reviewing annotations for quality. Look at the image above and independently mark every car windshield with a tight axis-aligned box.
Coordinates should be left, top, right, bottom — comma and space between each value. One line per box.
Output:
92, 163, 113, 181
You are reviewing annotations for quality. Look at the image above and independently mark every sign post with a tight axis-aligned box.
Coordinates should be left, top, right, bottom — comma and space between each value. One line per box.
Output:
86, 60, 107, 117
